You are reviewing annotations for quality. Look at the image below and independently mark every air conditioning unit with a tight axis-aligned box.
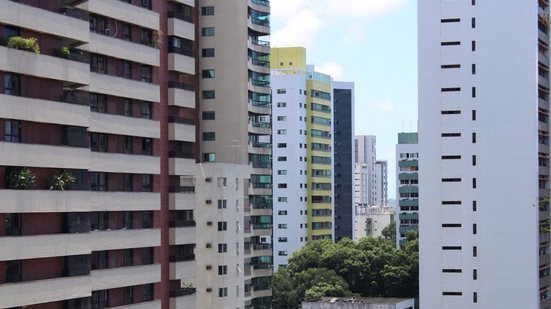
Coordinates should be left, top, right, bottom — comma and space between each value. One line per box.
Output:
205, 177, 212, 182
206, 199, 212, 205
207, 221, 213, 226
206, 265, 212, 270
206, 243, 212, 248
206, 288, 212, 293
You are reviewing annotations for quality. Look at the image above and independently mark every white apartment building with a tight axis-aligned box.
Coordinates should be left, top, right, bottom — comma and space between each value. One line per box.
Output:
271, 71, 308, 270
375, 160, 388, 207
395, 133, 419, 248
355, 135, 377, 207
419, 1, 550, 308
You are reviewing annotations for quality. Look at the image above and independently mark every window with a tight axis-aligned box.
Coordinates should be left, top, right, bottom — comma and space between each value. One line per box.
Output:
142, 174, 153, 192
218, 221, 227, 231
141, 102, 152, 119
218, 265, 227, 275
122, 23, 132, 41
143, 247, 153, 264
4, 120, 20, 142
472, 87, 477, 98
277, 102, 286, 107
473, 201, 477, 212
90, 94, 107, 113
202, 111, 215, 120
472, 155, 477, 166
278, 224, 287, 229
141, 65, 152, 83
202, 132, 216, 141
441, 41, 461, 46
472, 63, 476, 74
278, 237, 288, 242
3, 25, 20, 41
472, 17, 476, 28
277, 129, 287, 135
124, 286, 133, 304
277, 116, 287, 121
91, 133, 108, 152
218, 200, 227, 209
203, 153, 216, 162
278, 183, 287, 188
278, 210, 287, 215
201, 6, 215, 15
202, 90, 215, 99
277, 156, 287, 162
143, 283, 153, 301
472, 40, 476, 51
123, 61, 132, 79
142, 138, 153, 155
202, 27, 215, 36
3, 73, 20, 96
202, 48, 215, 57
277, 170, 287, 175
472, 110, 477, 120
140, 28, 153, 46
218, 287, 228, 297
441, 18, 460, 23
278, 251, 288, 256
202, 69, 215, 78
218, 243, 227, 253
124, 99, 133, 116
277, 89, 286, 94
92, 290, 109, 309
124, 136, 133, 154
90, 54, 107, 74
123, 211, 133, 228
141, 0, 152, 9
142, 211, 153, 228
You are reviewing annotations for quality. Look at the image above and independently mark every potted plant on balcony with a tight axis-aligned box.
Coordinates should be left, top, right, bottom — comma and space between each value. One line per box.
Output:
7, 167, 36, 190
49, 170, 76, 191
6, 36, 40, 54
60, 46, 71, 58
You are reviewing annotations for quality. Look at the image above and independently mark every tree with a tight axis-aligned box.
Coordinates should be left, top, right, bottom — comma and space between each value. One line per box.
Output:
273, 233, 419, 308
381, 222, 396, 243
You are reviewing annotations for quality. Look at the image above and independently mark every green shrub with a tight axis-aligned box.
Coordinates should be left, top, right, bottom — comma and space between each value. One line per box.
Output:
60, 46, 70, 57
8, 167, 37, 190
7, 36, 40, 54
49, 170, 76, 191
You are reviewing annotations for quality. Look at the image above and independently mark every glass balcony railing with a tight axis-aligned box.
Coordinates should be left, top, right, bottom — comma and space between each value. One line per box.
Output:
251, 0, 270, 7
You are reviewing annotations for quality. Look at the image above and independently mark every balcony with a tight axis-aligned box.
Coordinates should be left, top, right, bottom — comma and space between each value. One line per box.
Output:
168, 87, 196, 109
109, 301, 161, 309
83, 33, 159, 66
92, 264, 161, 291
168, 53, 195, 75
168, 16, 194, 40
84, 0, 159, 30
168, 123, 196, 142
170, 287, 196, 297
248, 17, 270, 36
87, 72, 159, 102
248, 121, 271, 135
0, 46, 89, 85
0, 275, 90, 308
249, 0, 271, 12
170, 260, 196, 282
90, 112, 159, 139
90, 152, 159, 174
170, 293, 196, 308
0, 233, 89, 261
248, 99, 272, 114
0, 93, 89, 127
0, 190, 159, 213
170, 227, 196, 245
0, 1, 89, 42
92, 228, 160, 251
248, 38, 270, 54
0, 142, 90, 169
169, 192, 196, 210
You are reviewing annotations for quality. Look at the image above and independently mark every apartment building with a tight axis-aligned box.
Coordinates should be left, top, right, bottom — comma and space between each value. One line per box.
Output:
354, 135, 377, 207
333, 82, 355, 241
0, 0, 271, 308
271, 47, 335, 268
374, 160, 388, 207
419, 0, 550, 308
395, 132, 418, 248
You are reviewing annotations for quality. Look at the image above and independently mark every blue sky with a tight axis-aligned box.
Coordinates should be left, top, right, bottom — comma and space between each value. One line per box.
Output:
271, 0, 418, 198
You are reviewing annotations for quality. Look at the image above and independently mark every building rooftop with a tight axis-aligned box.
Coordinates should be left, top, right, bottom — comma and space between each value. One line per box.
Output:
312, 297, 412, 304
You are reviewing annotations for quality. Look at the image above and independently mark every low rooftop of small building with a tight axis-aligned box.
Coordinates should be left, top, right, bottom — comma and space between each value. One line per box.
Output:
312, 297, 411, 304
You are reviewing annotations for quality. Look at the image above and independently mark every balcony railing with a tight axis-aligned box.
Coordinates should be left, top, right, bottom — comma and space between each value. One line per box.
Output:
60, 93, 89, 106
250, 142, 272, 149
168, 11, 193, 23
249, 99, 271, 107
169, 150, 195, 159
252, 223, 272, 229
251, 38, 270, 47
169, 220, 196, 228
168, 116, 195, 125
168, 81, 195, 91
59, 7, 89, 21
253, 243, 272, 250
169, 186, 195, 193
169, 287, 196, 297
250, 121, 271, 128
251, 0, 270, 7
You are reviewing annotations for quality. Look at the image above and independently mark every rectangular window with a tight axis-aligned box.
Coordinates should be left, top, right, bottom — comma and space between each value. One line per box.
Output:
218, 221, 227, 231
203, 153, 216, 162
218, 243, 227, 253
472, 40, 476, 51
277, 143, 287, 148
122, 23, 132, 41
441, 41, 461, 46
277, 102, 287, 107
202, 69, 215, 78
202, 111, 215, 120
473, 246, 477, 257
123, 136, 133, 154
143, 283, 153, 301
218, 265, 227, 275
278, 210, 287, 215
277, 116, 287, 121
91, 133, 108, 152
472, 155, 477, 166
472, 132, 477, 143
202, 132, 216, 141
473, 201, 477, 212
202, 90, 215, 99
218, 200, 227, 209
92, 290, 109, 309
472, 18, 476, 28
141, 102, 152, 119
442, 110, 461, 115
472, 110, 476, 120
472, 178, 477, 188
277, 156, 287, 162
277, 89, 286, 94
141, 0, 152, 9
90, 94, 107, 113
202, 48, 215, 57
91, 250, 108, 270
143, 247, 153, 264
441, 64, 461, 69
140, 28, 153, 46
441, 18, 460, 23
142, 174, 153, 192
473, 224, 477, 234
441, 87, 461, 92
141, 65, 152, 83
124, 286, 133, 304
123, 99, 133, 117
123, 61, 132, 79
4, 120, 20, 142
472, 87, 477, 98
472, 63, 476, 75
277, 129, 287, 135
3, 73, 20, 96
142, 138, 153, 155
90, 54, 107, 74
278, 237, 288, 242
201, 27, 215, 36
201, 6, 215, 16
218, 287, 228, 297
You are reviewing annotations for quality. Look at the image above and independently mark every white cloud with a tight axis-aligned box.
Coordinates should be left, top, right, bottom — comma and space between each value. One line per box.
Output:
372, 100, 396, 113
271, 0, 408, 49
316, 62, 344, 79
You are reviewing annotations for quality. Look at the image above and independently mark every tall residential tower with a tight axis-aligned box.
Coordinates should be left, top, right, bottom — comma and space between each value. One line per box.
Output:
419, 0, 550, 307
